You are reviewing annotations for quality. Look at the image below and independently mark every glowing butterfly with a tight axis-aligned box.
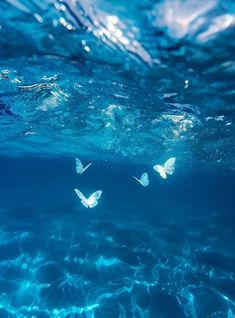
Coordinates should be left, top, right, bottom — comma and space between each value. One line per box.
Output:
133, 173, 149, 187
153, 157, 176, 179
74, 189, 102, 208
75, 157, 92, 174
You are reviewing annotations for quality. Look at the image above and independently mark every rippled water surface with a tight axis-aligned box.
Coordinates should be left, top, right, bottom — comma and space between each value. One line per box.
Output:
0, 0, 234, 317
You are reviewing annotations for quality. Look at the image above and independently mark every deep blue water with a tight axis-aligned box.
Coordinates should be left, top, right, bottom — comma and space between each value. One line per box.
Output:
0, 0, 235, 317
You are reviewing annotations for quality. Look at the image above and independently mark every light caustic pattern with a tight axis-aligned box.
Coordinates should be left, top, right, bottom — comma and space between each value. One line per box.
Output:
0, 208, 234, 318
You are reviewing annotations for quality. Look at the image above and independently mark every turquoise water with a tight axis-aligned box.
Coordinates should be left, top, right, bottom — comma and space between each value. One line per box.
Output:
0, 1, 235, 317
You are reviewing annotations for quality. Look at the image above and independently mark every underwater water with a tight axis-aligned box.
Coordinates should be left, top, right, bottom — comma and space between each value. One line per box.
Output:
0, 0, 235, 317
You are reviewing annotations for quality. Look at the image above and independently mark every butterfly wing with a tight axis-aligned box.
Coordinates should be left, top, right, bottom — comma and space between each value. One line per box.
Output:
140, 173, 149, 187
75, 158, 83, 174
74, 188, 85, 200
153, 164, 167, 179
80, 200, 89, 208
87, 190, 102, 208
89, 200, 98, 208
133, 176, 141, 184
164, 157, 176, 175
74, 188, 89, 208
80, 162, 92, 174
89, 190, 102, 201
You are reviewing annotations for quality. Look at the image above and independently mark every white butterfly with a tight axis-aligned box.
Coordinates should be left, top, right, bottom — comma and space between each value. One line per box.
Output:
75, 157, 92, 175
153, 157, 176, 179
74, 188, 102, 208
133, 173, 149, 187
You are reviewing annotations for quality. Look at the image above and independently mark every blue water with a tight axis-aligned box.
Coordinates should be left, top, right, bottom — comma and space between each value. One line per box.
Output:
0, 0, 235, 317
